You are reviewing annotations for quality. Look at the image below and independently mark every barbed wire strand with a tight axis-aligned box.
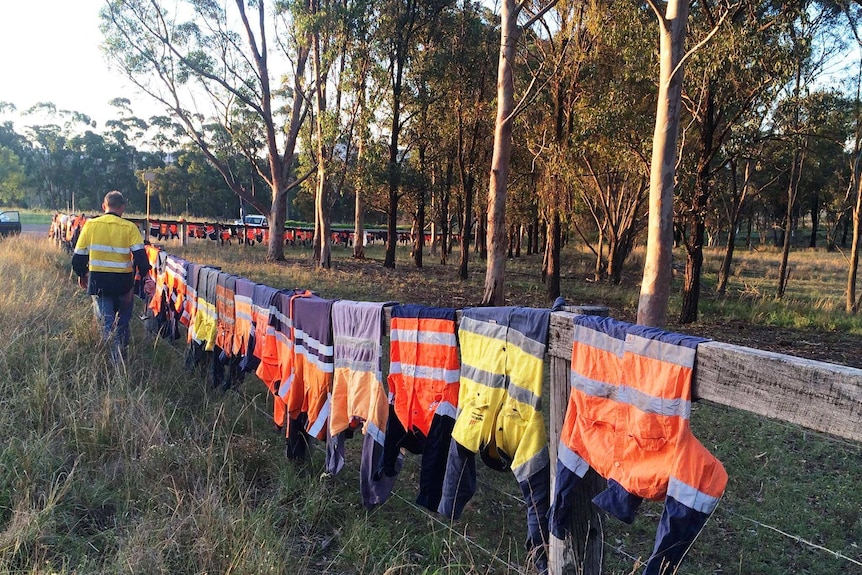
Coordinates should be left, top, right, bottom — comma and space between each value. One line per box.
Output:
720, 507, 862, 567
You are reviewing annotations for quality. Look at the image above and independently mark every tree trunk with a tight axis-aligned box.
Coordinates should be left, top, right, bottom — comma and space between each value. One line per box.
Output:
482, 0, 521, 306
414, 180, 425, 268
547, 210, 561, 300
778, 148, 803, 298
717, 160, 749, 296
809, 192, 820, 248
384, 56, 405, 269
847, 167, 862, 313
637, 0, 689, 328
312, 24, 330, 269
459, 175, 474, 280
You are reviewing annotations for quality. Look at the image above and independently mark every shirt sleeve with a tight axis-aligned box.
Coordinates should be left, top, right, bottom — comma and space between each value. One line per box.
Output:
129, 224, 151, 278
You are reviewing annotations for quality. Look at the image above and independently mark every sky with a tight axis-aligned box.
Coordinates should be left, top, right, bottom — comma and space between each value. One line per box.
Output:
0, 1, 160, 130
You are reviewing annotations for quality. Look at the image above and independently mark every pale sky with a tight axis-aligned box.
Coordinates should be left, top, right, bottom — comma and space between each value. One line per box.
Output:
0, 1, 159, 130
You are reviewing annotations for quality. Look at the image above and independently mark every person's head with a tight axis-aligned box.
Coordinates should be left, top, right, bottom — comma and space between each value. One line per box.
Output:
103, 190, 127, 215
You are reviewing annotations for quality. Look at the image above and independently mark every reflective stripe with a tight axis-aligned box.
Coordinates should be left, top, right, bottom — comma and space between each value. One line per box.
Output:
308, 396, 330, 438
130, 242, 145, 251
235, 310, 253, 323
434, 401, 457, 419
668, 476, 721, 514
459, 316, 508, 340
390, 328, 458, 347
295, 344, 335, 373
618, 386, 690, 419
334, 333, 381, 354
558, 443, 590, 478
89, 259, 132, 270
74, 247, 89, 255
89, 243, 132, 254
571, 373, 691, 419
512, 444, 549, 483
505, 328, 546, 360
389, 361, 460, 384
461, 364, 508, 389
365, 420, 386, 447
335, 358, 378, 373
626, 334, 696, 368
572, 323, 624, 357
294, 329, 334, 356
571, 372, 616, 399
508, 382, 541, 410
278, 374, 294, 400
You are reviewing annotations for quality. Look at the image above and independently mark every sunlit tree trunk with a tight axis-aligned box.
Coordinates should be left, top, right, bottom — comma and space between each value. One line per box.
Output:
637, 0, 689, 327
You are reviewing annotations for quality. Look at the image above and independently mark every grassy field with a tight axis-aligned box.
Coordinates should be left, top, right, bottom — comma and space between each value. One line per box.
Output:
0, 233, 860, 574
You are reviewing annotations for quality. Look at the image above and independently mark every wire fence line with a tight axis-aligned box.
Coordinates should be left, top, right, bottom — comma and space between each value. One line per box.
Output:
129, 280, 862, 573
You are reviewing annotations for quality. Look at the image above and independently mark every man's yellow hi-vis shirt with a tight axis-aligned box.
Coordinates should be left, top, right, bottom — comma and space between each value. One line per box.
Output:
72, 213, 150, 296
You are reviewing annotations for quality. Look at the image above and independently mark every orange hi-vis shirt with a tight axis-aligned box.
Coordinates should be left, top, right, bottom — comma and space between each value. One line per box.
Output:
329, 300, 393, 446
388, 304, 460, 436
232, 278, 257, 357
215, 273, 237, 354
272, 290, 315, 429
559, 315, 727, 508
287, 295, 336, 440
251, 284, 282, 392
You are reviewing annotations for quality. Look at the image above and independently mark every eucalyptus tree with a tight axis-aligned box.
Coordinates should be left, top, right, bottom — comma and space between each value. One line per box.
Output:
101, 0, 311, 261
371, 0, 454, 269
675, 1, 796, 323
774, 2, 846, 298
0, 146, 27, 206
481, 0, 560, 305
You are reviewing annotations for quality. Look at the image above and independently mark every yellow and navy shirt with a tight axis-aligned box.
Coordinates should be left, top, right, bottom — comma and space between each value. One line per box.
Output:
72, 213, 150, 296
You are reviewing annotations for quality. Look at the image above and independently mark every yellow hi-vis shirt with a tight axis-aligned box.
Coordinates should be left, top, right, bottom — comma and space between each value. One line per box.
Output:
74, 214, 145, 274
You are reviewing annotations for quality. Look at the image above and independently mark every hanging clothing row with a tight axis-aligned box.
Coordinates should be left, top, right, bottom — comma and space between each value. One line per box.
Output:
140, 246, 726, 575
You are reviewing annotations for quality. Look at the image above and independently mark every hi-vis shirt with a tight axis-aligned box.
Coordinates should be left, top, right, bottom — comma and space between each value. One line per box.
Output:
72, 213, 150, 296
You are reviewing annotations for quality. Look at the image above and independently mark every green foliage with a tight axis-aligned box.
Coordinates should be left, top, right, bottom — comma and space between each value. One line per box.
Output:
0, 145, 27, 205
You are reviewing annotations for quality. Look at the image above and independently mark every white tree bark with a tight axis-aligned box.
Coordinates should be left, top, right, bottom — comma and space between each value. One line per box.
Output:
637, 0, 689, 327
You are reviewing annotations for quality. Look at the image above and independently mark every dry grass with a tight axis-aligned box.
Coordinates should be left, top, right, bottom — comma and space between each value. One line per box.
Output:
0, 234, 860, 574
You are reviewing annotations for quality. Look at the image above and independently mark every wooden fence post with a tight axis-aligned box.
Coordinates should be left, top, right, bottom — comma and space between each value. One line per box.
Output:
181, 220, 188, 247
548, 307, 609, 575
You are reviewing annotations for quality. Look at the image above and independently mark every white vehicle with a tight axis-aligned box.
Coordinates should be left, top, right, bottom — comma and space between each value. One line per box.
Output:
233, 214, 268, 227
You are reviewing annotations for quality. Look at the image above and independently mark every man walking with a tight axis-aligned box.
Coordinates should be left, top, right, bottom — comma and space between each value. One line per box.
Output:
72, 190, 154, 364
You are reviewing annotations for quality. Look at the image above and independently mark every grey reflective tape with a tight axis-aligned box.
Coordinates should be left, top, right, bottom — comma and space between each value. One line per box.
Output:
235, 311, 253, 323
434, 401, 458, 419
570, 372, 618, 399
460, 364, 508, 389
390, 328, 457, 347
617, 385, 691, 419
459, 316, 508, 340
558, 443, 590, 478
295, 344, 335, 373
626, 334, 696, 368
570, 373, 691, 418
511, 445, 550, 483
307, 397, 330, 438
334, 334, 380, 355
389, 361, 460, 384
294, 329, 334, 356
89, 243, 132, 254
365, 420, 386, 447
507, 382, 541, 410
505, 328, 546, 360
89, 259, 132, 270
573, 324, 624, 357
74, 247, 89, 255
130, 242, 145, 251
667, 476, 721, 514
335, 358, 378, 374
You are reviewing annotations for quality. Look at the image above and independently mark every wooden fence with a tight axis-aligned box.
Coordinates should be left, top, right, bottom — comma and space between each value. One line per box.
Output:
545, 310, 862, 575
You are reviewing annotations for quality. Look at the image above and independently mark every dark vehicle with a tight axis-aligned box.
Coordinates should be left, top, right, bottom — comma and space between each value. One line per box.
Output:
0, 211, 22, 237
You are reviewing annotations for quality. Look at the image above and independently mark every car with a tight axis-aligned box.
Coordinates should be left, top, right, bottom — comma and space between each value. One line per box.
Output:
232, 214, 268, 227
0, 210, 21, 237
